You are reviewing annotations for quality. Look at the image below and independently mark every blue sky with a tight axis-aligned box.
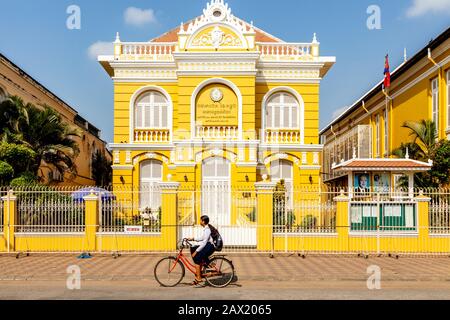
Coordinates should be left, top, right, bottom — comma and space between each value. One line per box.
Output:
0, 0, 449, 143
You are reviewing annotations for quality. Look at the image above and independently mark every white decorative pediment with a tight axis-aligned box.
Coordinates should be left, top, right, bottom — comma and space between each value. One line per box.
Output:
179, 0, 255, 50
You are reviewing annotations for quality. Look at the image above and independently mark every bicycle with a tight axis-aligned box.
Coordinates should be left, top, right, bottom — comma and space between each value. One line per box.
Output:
154, 238, 235, 288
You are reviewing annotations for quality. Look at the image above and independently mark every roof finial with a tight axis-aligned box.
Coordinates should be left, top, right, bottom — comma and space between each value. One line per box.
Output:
312, 33, 318, 43
115, 32, 121, 43
179, 22, 185, 33
405, 147, 409, 159
353, 147, 357, 159
404, 48, 407, 62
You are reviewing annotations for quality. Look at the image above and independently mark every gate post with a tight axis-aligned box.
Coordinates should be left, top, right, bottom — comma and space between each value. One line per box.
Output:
160, 182, 180, 252
255, 181, 277, 252
84, 191, 99, 253
334, 190, 350, 253
415, 191, 431, 253
2, 190, 17, 253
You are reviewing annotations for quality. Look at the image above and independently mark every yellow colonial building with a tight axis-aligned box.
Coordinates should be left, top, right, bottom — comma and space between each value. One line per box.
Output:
99, 0, 335, 235
320, 27, 450, 188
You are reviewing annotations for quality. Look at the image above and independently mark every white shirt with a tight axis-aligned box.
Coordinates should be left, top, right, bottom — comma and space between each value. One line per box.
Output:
195, 225, 214, 252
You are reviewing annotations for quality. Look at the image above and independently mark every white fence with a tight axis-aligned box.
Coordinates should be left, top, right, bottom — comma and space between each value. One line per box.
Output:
15, 187, 85, 233
100, 186, 162, 234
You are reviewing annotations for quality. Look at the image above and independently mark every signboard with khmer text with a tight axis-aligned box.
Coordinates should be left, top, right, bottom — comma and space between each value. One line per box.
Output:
195, 84, 238, 127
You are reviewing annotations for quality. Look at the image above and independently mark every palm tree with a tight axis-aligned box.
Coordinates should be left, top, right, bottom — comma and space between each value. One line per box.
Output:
393, 120, 438, 188
0, 95, 29, 142
401, 120, 438, 160
18, 104, 81, 180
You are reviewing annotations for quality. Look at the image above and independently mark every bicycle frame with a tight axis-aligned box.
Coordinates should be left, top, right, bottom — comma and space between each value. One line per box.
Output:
173, 247, 198, 275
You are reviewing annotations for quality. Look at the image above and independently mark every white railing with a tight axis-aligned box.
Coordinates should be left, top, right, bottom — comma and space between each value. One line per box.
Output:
195, 126, 239, 140
118, 42, 176, 61
100, 186, 162, 234
265, 129, 301, 144
15, 187, 85, 233
257, 42, 313, 60
427, 188, 450, 234
134, 129, 171, 143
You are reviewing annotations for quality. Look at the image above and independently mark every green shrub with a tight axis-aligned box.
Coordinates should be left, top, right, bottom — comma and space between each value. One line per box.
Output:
0, 160, 14, 185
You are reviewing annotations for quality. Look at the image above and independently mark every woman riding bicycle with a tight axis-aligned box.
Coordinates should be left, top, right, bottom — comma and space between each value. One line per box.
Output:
188, 215, 215, 286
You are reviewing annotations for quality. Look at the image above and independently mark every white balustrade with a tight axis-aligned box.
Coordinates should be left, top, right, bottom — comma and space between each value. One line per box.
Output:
135, 129, 171, 143
196, 126, 239, 140
257, 43, 313, 60
119, 42, 176, 61
265, 130, 301, 144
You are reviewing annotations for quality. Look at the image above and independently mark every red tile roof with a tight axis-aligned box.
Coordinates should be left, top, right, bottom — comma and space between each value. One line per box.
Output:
333, 159, 432, 171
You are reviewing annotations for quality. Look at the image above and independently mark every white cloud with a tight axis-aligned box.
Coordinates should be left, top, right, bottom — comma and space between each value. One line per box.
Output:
124, 7, 157, 26
406, 0, 450, 17
87, 41, 113, 60
332, 106, 349, 119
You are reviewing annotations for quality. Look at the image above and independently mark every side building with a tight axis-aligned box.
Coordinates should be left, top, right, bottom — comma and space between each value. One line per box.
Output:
320, 27, 450, 189
0, 52, 111, 186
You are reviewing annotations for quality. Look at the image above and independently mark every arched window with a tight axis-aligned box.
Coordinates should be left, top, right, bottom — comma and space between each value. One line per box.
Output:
135, 91, 169, 129
140, 160, 162, 211
270, 160, 293, 208
0, 88, 6, 103
266, 92, 299, 129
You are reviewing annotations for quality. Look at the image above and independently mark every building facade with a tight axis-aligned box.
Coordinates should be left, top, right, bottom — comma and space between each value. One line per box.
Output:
320, 27, 450, 188
99, 0, 335, 226
0, 53, 110, 186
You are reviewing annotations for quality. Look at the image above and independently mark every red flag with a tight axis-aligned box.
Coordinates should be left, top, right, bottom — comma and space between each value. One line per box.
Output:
384, 55, 391, 89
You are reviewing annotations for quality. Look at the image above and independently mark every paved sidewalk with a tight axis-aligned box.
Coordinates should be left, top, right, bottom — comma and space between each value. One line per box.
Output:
0, 253, 449, 282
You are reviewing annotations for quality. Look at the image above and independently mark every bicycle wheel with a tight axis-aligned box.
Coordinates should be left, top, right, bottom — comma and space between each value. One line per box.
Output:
203, 257, 235, 288
154, 257, 185, 287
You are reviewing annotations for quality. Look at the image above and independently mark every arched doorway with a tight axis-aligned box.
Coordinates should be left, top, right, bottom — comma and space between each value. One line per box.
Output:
201, 157, 231, 226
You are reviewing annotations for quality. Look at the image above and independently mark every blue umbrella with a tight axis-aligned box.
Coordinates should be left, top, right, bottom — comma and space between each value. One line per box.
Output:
71, 187, 116, 202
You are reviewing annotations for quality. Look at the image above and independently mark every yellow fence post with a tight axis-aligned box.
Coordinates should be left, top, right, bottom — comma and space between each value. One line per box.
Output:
255, 181, 277, 252
1, 190, 16, 253
334, 190, 350, 253
415, 191, 431, 253
84, 191, 99, 253
160, 182, 180, 252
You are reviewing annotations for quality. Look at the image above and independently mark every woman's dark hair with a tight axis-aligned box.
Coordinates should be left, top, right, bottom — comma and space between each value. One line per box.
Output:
200, 215, 210, 224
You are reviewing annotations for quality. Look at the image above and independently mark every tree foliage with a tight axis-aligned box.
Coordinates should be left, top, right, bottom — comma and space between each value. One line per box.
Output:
393, 120, 450, 188
0, 95, 81, 185
92, 150, 112, 187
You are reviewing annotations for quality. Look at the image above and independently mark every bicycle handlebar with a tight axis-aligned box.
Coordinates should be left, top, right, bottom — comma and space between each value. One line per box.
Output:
179, 238, 193, 249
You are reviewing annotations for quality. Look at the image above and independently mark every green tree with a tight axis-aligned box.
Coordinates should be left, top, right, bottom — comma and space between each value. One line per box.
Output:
18, 104, 81, 180
393, 120, 450, 187
0, 142, 36, 176
0, 161, 14, 185
92, 150, 112, 186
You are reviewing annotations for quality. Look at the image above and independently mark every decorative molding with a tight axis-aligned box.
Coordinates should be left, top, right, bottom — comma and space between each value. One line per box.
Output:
313, 152, 319, 165
302, 152, 308, 165
257, 69, 320, 80
249, 147, 257, 162
255, 181, 277, 191
114, 69, 177, 80
125, 151, 132, 164
111, 165, 134, 170
114, 151, 120, 164
236, 162, 258, 167
238, 147, 245, 162
158, 182, 180, 190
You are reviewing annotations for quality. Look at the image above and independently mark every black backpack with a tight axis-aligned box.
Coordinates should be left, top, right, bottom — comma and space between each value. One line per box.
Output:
209, 225, 223, 252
